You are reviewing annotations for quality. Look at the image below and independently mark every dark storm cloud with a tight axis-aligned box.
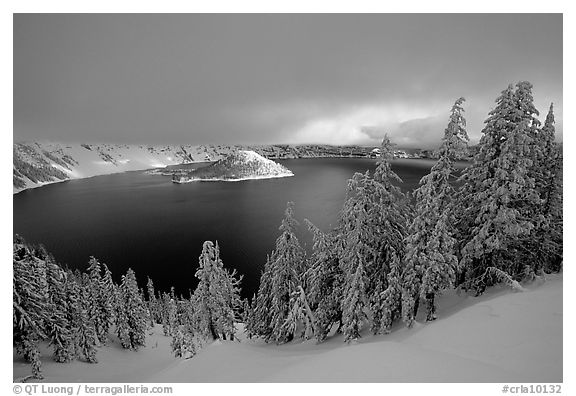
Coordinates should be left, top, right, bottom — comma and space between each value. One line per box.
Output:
13, 14, 562, 147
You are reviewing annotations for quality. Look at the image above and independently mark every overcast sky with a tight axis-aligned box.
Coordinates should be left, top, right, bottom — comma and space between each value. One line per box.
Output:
13, 14, 562, 148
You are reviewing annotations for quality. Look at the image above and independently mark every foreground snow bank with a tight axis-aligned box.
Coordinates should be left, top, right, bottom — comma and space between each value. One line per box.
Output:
13, 274, 562, 383
154, 274, 562, 383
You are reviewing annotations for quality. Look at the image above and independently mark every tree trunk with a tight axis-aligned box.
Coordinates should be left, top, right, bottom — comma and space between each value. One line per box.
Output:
413, 295, 420, 319
208, 318, 218, 340
425, 293, 436, 321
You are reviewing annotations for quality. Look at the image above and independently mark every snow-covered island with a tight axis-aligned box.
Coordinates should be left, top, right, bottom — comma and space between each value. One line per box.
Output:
172, 150, 294, 183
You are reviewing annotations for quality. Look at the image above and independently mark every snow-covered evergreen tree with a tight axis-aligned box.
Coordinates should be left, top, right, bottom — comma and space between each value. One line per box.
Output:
457, 82, 542, 292
44, 254, 74, 363
281, 285, 316, 340
86, 257, 102, 344
546, 140, 563, 273
528, 103, 563, 273
419, 216, 458, 321
99, 264, 116, 341
171, 324, 198, 359
192, 241, 242, 341
402, 98, 467, 326
118, 268, 148, 350
338, 136, 409, 338
13, 237, 49, 379
341, 261, 367, 342
146, 277, 160, 326
63, 271, 97, 363
532, 102, 555, 199
241, 296, 257, 339
139, 287, 152, 328
113, 283, 131, 348
247, 256, 273, 338
159, 291, 177, 337
86, 256, 114, 345
252, 202, 308, 343
303, 219, 343, 341
371, 251, 402, 332
180, 292, 197, 335
79, 274, 99, 362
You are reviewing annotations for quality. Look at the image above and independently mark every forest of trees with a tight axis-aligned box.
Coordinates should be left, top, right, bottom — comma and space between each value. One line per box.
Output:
13, 81, 563, 379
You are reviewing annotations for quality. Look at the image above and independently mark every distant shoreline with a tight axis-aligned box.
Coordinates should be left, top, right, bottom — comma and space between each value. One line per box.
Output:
13, 156, 462, 195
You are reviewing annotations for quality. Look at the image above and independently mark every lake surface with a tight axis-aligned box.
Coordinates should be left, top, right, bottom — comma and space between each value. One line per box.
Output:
13, 158, 466, 299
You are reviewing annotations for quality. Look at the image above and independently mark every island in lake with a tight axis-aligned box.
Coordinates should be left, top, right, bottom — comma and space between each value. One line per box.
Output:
172, 150, 294, 182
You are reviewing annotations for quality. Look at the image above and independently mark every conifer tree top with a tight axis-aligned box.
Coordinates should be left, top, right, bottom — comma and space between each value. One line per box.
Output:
374, 135, 402, 185
438, 97, 469, 161
544, 103, 555, 129
279, 201, 299, 234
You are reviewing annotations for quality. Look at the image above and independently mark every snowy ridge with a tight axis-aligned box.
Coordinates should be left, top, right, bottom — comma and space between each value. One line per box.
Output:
172, 150, 294, 183
13, 142, 373, 193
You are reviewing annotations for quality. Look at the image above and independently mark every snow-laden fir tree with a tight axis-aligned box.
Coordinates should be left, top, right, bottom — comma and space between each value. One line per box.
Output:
218, 264, 243, 336
100, 264, 116, 330
540, 104, 562, 224
171, 325, 197, 358
247, 256, 273, 338
169, 287, 178, 328
191, 241, 242, 341
139, 287, 152, 328
113, 283, 130, 348
146, 277, 160, 326
43, 252, 75, 362
281, 285, 316, 340
402, 98, 467, 326
532, 102, 555, 199
13, 237, 49, 379
191, 245, 220, 340
252, 202, 310, 343
64, 272, 98, 363
86, 257, 114, 345
419, 216, 458, 321
110, 268, 146, 350
546, 146, 563, 273
457, 82, 541, 292
527, 103, 563, 273
28, 245, 75, 364
117, 268, 148, 350
160, 291, 177, 337
338, 136, 409, 338
341, 261, 368, 342
80, 274, 99, 362
376, 251, 403, 330
171, 291, 204, 359
86, 257, 103, 345
241, 296, 256, 339
303, 219, 343, 342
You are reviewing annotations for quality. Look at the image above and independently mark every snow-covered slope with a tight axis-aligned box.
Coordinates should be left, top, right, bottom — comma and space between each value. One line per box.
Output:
173, 150, 293, 182
13, 274, 562, 383
13, 142, 229, 193
13, 142, 374, 193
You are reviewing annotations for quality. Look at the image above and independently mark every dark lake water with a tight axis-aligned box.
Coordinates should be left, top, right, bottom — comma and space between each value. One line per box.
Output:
13, 158, 466, 299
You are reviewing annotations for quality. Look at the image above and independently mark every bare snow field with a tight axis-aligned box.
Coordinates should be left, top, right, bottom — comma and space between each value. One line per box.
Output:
13, 274, 562, 383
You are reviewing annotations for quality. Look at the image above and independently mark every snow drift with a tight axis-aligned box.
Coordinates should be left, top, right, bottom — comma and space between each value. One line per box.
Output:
13, 274, 562, 383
